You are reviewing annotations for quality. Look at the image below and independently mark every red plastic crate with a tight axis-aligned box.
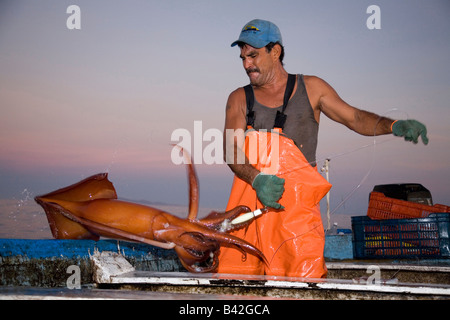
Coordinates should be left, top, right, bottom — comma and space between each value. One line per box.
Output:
367, 192, 450, 220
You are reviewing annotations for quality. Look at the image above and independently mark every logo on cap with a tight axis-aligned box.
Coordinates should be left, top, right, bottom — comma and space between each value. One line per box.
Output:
243, 25, 260, 32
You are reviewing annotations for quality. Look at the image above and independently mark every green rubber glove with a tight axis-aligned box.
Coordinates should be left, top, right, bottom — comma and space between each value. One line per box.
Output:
392, 120, 428, 145
252, 173, 285, 209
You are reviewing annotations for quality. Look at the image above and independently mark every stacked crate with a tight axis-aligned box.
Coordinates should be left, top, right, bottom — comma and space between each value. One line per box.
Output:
352, 188, 450, 259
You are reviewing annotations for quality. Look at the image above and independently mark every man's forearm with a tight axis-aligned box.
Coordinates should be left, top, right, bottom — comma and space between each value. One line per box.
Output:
353, 109, 395, 136
224, 130, 260, 185
226, 143, 259, 184
227, 162, 260, 185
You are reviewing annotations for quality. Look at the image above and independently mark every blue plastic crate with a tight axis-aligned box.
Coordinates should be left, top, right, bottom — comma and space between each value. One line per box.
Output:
352, 213, 450, 259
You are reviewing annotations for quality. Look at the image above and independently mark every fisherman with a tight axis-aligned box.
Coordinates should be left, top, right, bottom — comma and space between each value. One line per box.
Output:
218, 19, 428, 278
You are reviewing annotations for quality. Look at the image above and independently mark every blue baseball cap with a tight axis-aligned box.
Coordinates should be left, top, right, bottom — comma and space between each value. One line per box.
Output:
231, 19, 283, 48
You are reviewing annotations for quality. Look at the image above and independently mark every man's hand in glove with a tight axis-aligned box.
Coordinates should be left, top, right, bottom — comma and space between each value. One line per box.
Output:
392, 119, 429, 145
252, 173, 285, 209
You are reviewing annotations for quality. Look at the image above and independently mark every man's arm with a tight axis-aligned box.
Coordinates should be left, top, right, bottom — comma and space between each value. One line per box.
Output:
223, 88, 260, 185
308, 76, 394, 136
309, 76, 428, 144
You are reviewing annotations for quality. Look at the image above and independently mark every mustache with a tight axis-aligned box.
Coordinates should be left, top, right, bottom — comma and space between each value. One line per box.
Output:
246, 68, 260, 75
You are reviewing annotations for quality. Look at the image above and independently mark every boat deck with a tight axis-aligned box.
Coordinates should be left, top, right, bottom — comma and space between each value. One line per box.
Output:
1, 270, 449, 300
1, 238, 449, 300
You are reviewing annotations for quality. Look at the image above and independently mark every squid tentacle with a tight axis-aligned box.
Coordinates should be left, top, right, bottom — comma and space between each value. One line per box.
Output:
197, 205, 251, 231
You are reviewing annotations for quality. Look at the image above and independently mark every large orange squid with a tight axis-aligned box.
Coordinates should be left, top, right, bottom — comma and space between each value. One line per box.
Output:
34, 159, 268, 272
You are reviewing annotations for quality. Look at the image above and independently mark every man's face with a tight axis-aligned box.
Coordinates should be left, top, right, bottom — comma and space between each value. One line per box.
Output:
239, 44, 275, 87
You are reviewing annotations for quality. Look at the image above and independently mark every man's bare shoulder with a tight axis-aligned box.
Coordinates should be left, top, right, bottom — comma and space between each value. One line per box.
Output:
225, 87, 247, 129
228, 87, 245, 101
226, 87, 246, 111
303, 75, 329, 88
303, 75, 337, 100
302, 75, 330, 108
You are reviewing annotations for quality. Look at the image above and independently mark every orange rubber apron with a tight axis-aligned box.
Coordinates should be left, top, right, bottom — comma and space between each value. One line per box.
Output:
218, 128, 332, 278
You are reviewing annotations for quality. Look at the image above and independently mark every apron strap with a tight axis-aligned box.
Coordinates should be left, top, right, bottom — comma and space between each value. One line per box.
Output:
244, 84, 255, 127
274, 73, 296, 129
244, 74, 297, 129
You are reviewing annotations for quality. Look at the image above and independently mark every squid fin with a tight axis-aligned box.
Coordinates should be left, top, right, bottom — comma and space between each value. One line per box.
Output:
35, 173, 117, 240
36, 173, 117, 202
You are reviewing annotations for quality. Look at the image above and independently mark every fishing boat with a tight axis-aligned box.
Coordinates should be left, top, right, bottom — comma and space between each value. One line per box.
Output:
1, 183, 449, 300
1, 235, 449, 300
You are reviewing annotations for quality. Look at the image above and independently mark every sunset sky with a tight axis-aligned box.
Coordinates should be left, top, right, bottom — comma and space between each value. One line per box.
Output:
1, 0, 449, 224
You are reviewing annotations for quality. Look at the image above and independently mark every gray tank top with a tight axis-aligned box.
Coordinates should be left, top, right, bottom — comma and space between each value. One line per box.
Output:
247, 74, 318, 166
